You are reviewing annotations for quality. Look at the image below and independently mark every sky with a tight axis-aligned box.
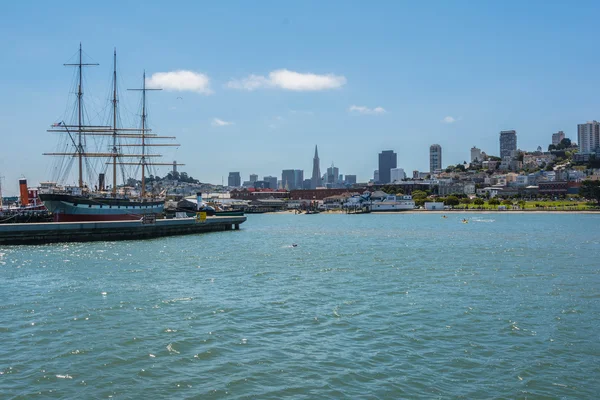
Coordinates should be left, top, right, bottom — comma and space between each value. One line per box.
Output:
1, 1, 600, 195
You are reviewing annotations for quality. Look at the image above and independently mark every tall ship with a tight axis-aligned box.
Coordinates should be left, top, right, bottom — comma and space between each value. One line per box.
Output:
39, 44, 182, 222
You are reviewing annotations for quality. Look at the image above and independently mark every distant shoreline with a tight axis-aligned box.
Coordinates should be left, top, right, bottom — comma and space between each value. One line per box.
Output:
281, 209, 600, 215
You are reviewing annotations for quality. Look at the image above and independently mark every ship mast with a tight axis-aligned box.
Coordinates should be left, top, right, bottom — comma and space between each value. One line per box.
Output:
64, 43, 98, 188
128, 72, 161, 199
112, 49, 118, 196
46, 45, 183, 193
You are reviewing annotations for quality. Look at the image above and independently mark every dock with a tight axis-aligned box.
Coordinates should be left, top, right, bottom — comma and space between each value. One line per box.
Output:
0, 215, 246, 245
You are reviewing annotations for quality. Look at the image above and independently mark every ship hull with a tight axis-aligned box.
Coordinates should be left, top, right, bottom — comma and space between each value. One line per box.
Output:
39, 193, 164, 222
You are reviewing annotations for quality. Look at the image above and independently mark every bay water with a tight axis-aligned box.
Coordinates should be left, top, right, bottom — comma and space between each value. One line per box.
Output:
1, 213, 599, 398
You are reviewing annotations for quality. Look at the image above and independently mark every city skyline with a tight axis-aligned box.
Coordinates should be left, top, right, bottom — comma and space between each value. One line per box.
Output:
2, 2, 600, 195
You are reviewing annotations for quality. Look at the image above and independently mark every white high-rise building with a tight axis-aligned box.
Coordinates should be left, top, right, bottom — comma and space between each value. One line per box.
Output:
500, 130, 517, 158
577, 121, 600, 154
429, 144, 442, 172
390, 168, 406, 182
470, 146, 482, 163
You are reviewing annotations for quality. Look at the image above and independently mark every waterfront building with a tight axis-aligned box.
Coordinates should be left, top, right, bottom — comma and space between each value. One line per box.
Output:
577, 121, 600, 154
311, 145, 322, 189
500, 130, 517, 158
228, 172, 241, 187
378, 150, 397, 184
390, 168, 406, 182
249, 174, 258, 183
552, 131, 565, 146
429, 144, 442, 173
470, 146, 482, 163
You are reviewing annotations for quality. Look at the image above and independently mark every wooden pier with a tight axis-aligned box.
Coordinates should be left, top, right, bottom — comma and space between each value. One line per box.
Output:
0, 215, 246, 245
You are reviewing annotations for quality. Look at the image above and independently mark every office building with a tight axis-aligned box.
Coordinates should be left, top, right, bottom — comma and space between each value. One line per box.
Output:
429, 144, 442, 172
577, 121, 600, 154
281, 170, 295, 190
552, 131, 565, 146
378, 150, 397, 184
390, 168, 406, 182
471, 146, 482, 163
345, 175, 357, 185
373, 170, 379, 183
249, 174, 258, 183
263, 176, 278, 190
311, 145, 322, 189
500, 130, 517, 158
282, 169, 304, 190
326, 164, 339, 184
294, 170, 304, 190
228, 172, 241, 187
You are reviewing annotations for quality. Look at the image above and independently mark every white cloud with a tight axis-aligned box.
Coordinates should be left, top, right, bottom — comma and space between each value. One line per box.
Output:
348, 105, 387, 115
212, 118, 234, 127
442, 116, 456, 124
146, 70, 212, 94
227, 69, 346, 91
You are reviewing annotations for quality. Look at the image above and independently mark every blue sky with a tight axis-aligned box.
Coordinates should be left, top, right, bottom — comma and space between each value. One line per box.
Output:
1, 1, 600, 194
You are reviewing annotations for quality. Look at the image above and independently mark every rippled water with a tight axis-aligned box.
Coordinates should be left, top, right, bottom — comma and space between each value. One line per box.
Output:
1, 213, 599, 398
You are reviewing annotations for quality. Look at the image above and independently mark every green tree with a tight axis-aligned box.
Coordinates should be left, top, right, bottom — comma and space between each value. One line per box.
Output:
488, 197, 500, 206
446, 195, 460, 207
412, 190, 428, 200
501, 199, 513, 206
580, 180, 600, 205
473, 198, 485, 205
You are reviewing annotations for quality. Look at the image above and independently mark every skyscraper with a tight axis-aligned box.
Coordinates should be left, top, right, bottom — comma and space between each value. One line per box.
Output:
228, 172, 241, 187
326, 163, 339, 184
294, 170, 304, 189
429, 144, 442, 172
499, 130, 517, 158
263, 176, 278, 190
281, 169, 303, 190
577, 121, 600, 154
311, 145, 321, 189
281, 169, 295, 190
249, 174, 258, 183
378, 150, 397, 184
